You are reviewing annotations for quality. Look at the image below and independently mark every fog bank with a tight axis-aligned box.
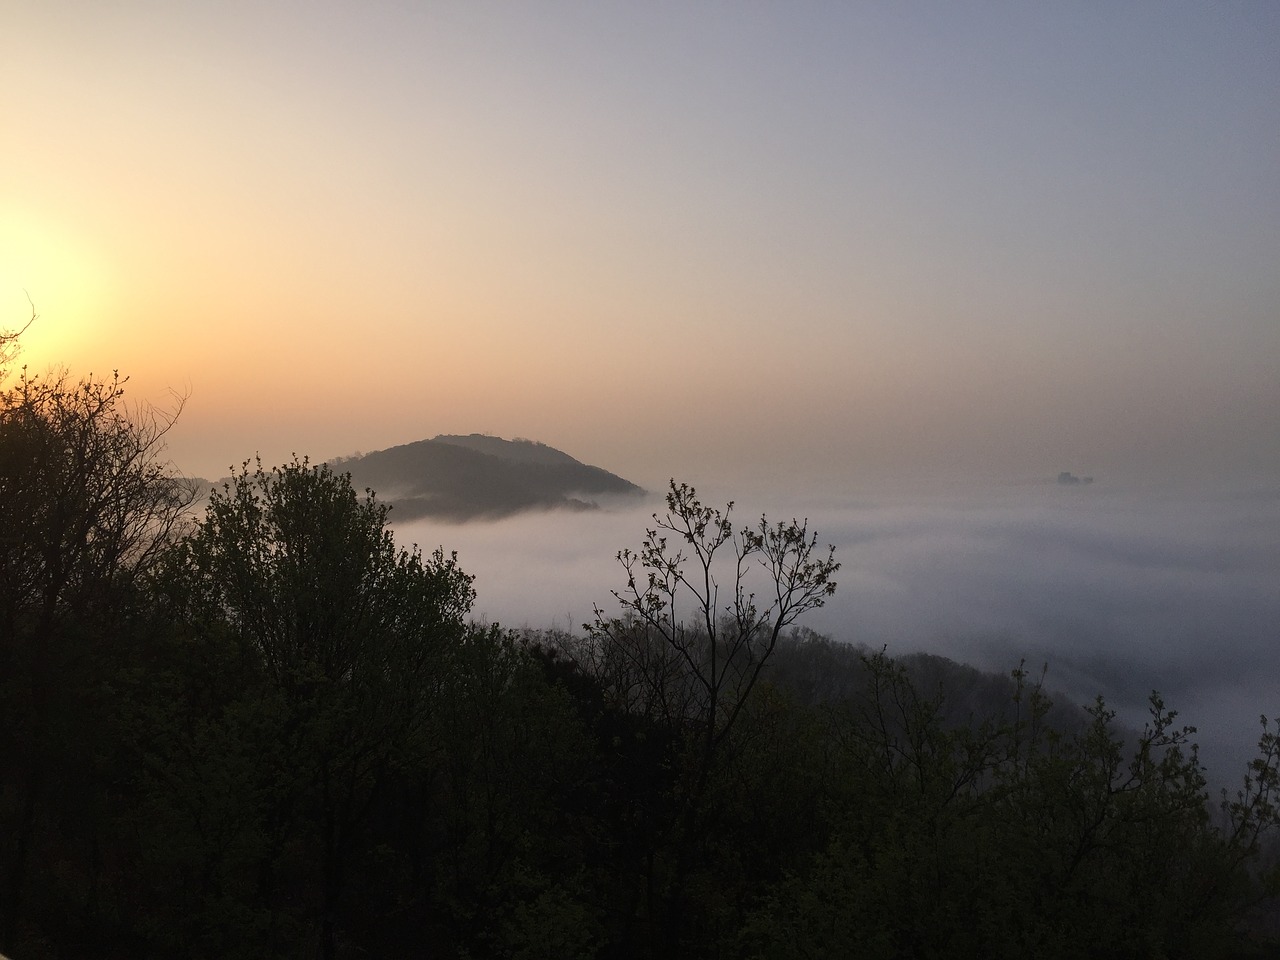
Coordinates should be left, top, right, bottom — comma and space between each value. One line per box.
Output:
395, 480, 1280, 786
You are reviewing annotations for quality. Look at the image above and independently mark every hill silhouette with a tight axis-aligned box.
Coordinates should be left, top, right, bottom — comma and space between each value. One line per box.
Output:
329, 434, 645, 521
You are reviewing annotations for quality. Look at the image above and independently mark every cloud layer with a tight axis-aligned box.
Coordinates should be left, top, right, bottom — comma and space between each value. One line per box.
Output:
396, 481, 1280, 785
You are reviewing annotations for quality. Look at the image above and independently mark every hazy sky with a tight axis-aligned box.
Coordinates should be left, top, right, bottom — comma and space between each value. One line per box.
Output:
4, 2, 1278, 491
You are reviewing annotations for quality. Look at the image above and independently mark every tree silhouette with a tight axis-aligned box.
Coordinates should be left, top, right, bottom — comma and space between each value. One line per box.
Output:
587, 479, 838, 953
0, 366, 194, 951
168, 457, 474, 960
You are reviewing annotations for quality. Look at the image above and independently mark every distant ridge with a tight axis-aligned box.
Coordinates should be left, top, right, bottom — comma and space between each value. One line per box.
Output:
330, 434, 645, 522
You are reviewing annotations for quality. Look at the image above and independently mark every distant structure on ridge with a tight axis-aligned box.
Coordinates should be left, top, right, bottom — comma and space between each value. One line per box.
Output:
1057, 471, 1094, 486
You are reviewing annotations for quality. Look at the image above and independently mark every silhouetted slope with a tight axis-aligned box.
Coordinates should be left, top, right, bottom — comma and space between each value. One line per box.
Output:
767, 631, 1089, 733
333, 434, 644, 521
432, 434, 582, 466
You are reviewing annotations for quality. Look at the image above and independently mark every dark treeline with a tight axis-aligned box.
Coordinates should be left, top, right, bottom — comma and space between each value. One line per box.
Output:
2, 346, 1280, 959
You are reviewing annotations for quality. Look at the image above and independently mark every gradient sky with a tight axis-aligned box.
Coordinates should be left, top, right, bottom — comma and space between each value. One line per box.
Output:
4, 1, 1278, 492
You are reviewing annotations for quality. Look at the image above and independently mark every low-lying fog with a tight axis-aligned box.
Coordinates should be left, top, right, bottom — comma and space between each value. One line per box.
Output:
394, 479, 1280, 788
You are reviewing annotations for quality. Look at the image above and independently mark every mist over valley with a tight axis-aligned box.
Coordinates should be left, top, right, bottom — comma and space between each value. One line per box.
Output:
394, 470, 1280, 786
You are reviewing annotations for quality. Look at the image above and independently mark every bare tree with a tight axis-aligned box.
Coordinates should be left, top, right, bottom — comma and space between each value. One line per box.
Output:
590, 479, 839, 755
0, 296, 36, 381
587, 480, 839, 951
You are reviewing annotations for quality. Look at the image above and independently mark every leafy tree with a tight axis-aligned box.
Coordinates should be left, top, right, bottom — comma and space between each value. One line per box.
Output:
159, 457, 475, 960
423, 626, 601, 959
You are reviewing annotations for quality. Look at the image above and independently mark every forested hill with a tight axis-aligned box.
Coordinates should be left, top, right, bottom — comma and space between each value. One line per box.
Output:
329, 434, 645, 521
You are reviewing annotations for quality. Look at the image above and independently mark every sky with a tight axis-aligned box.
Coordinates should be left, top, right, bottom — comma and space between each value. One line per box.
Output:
4, 1, 1278, 492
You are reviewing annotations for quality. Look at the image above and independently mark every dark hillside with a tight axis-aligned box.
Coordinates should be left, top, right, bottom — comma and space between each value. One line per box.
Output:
431, 433, 582, 466
767, 630, 1089, 732
331, 434, 644, 521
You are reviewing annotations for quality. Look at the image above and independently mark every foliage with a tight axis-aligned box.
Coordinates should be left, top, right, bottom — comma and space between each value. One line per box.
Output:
742, 652, 1280, 960
173, 456, 474, 690
0, 363, 194, 953
0, 368, 193, 636
153, 457, 476, 959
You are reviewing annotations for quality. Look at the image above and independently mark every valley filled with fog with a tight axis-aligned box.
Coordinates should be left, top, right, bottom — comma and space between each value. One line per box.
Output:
396, 479, 1280, 786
